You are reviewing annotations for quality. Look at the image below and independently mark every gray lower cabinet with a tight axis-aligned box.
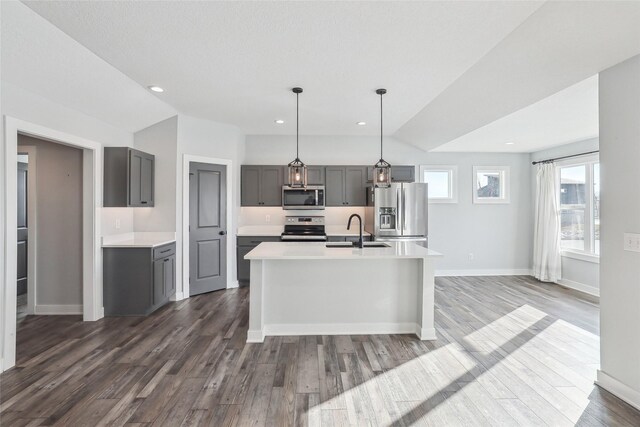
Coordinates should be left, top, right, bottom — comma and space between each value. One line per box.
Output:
103, 242, 175, 316
104, 147, 155, 207
237, 236, 281, 284
367, 165, 415, 183
241, 165, 285, 206
326, 166, 368, 206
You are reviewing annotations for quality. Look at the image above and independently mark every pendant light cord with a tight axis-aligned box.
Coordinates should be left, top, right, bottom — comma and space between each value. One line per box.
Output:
380, 91, 383, 159
296, 91, 299, 159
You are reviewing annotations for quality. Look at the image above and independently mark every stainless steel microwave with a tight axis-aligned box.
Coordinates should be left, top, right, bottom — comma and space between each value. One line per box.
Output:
282, 186, 325, 210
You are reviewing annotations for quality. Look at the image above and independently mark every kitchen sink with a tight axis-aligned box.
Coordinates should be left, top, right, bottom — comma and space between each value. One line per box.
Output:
325, 242, 391, 248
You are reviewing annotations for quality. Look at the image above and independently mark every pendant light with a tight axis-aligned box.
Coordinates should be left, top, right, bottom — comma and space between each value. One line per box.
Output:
287, 87, 307, 187
373, 88, 391, 187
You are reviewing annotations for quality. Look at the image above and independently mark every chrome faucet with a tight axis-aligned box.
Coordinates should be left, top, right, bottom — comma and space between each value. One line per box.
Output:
347, 214, 364, 248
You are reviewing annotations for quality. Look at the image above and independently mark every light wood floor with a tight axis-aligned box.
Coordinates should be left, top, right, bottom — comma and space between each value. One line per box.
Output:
1, 276, 639, 426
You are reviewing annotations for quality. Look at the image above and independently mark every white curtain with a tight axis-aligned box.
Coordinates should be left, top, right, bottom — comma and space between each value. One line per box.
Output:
533, 163, 561, 282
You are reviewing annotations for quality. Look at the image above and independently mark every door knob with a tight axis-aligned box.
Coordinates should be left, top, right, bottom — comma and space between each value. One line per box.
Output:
219, 230, 226, 235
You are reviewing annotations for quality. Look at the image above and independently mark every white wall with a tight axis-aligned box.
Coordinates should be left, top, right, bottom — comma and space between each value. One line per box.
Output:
597, 54, 640, 409
531, 138, 600, 295
18, 135, 83, 307
244, 135, 532, 273
133, 116, 179, 232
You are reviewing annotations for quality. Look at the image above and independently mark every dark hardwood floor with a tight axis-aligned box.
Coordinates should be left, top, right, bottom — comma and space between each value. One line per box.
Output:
1, 276, 639, 426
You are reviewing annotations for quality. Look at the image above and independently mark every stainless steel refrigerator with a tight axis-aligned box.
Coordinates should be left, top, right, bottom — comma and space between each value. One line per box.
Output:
364, 183, 428, 246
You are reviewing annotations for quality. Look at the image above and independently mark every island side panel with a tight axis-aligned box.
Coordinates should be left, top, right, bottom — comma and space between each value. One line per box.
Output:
418, 257, 437, 340
247, 259, 265, 342
258, 258, 423, 337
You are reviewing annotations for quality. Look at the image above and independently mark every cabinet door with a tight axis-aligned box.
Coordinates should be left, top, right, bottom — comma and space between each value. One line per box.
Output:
327, 236, 346, 242
241, 166, 261, 206
140, 153, 154, 205
391, 166, 415, 183
153, 259, 164, 306
163, 255, 175, 298
344, 167, 367, 206
325, 167, 346, 206
260, 166, 284, 206
129, 149, 154, 207
237, 246, 253, 282
306, 166, 325, 185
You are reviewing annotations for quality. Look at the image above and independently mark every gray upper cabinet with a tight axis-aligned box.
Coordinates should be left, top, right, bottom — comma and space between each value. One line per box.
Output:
104, 147, 155, 207
306, 166, 325, 185
367, 165, 415, 183
326, 166, 367, 206
241, 165, 284, 206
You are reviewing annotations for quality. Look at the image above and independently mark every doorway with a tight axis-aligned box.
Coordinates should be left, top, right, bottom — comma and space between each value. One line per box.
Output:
16, 156, 28, 324
189, 162, 227, 295
2, 117, 103, 373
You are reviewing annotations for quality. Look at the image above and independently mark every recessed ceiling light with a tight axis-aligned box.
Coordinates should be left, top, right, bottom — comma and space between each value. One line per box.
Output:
274, 119, 285, 124
505, 142, 515, 145
356, 121, 366, 126
148, 85, 164, 93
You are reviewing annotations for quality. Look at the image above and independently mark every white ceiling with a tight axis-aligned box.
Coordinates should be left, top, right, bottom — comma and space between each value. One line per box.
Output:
396, 1, 640, 151
433, 75, 599, 153
22, 0, 543, 136
2, 1, 177, 133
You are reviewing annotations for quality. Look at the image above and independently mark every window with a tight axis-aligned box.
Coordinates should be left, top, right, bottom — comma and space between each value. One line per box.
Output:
472, 166, 510, 204
558, 156, 599, 255
419, 165, 457, 203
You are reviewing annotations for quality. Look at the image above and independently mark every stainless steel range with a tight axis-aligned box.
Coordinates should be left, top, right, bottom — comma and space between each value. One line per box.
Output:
280, 216, 327, 241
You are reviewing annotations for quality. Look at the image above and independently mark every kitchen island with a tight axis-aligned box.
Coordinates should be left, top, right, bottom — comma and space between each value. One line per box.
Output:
245, 241, 442, 343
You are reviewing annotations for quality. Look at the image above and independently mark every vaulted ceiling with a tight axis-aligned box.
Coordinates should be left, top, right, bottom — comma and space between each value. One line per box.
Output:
13, 1, 640, 151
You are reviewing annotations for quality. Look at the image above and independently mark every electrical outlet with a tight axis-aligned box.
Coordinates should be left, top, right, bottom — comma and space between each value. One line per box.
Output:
265, 214, 271, 223
624, 233, 640, 252
115, 219, 121, 229
468, 253, 474, 261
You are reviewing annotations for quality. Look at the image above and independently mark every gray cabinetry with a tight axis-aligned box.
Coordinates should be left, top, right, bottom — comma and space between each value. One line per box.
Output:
104, 147, 155, 207
306, 166, 325, 185
103, 242, 175, 316
367, 165, 415, 183
326, 166, 367, 206
241, 166, 284, 206
237, 236, 281, 284
327, 235, 372, 242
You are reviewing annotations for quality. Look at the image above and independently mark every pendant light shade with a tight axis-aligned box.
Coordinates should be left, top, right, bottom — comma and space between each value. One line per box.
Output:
374, 88, 391, 188
288, 87, 307, 187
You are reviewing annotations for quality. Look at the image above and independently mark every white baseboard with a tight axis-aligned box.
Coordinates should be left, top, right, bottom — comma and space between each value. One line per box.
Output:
247, 329, 265, 343
171, 292, 184, 301
557, 278, 599, 297
0, 358, 4, 373
596, 370, 640, 411
264, 322, 421, 337
435, 269, 532, 277
34, 304, 82, 315
227, 280, 239, 289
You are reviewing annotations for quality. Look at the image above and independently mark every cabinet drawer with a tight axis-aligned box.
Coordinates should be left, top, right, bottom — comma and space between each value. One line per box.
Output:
153, 243, 176, 260
237, 236, 281, 246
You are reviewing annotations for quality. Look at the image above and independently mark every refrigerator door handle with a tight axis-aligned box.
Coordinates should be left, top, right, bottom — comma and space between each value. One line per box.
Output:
402, 187, 406, 232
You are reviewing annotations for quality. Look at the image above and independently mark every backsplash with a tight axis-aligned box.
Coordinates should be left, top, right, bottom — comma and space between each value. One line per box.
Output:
239, 206, 367, 226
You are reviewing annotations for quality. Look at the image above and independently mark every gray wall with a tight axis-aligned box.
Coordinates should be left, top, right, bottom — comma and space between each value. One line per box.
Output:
531, 138, 600, 294
598, 54, 640, 403
18, 135, 83, 306
244, 135, 532, 273
133, 116, 179, 232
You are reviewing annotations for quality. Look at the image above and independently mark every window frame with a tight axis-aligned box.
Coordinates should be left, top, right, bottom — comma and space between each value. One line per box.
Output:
472, 166, 510, 204
419, 165, 458, 203
556, 154, 599, 258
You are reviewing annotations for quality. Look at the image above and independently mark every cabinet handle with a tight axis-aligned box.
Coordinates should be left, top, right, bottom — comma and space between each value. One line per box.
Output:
164, 258, 171, 262
141, 201, 148, 204
160, 248, 171, 253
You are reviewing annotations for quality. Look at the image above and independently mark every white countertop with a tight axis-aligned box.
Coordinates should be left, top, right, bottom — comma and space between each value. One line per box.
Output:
237, 225, 371, 237
102, 232, 176, 248
245, 241, 442, 260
